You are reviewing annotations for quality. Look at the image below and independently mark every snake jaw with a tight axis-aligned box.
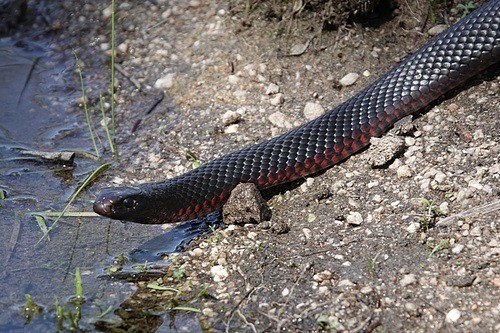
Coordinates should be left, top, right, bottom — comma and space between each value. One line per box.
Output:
93, 187, 142, 220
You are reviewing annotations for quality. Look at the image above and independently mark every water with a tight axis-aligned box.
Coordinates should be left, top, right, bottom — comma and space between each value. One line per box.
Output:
0, 36, 214, 332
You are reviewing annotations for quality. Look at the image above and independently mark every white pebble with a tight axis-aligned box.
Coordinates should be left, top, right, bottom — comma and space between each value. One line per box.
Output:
313, 270, 332, 282
266, 83, 280, 95
154, 73, 175, 90
270, 93, 284, 106
268, 111, 290, 128
452, 244, 464, 254
210, 265, 228, 282
405, 137, 416, 146
407, 222, 420, 234
224, 124, 239, 134
346, 212, 363, 225
338, 279, 355, 287
303, 102, 325, 120
400, 274, 416, 287
360, 286, 372, 294
445, 309, 461, 323
318, 286, 330, 295
221, 110, 241, 126
339, 73, 359, 86
397, 165, 412, 178
434, 171, 446, 183
428, 24, 448, 36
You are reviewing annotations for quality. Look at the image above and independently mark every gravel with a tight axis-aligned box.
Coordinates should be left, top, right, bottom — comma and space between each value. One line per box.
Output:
72, 0, 500, 331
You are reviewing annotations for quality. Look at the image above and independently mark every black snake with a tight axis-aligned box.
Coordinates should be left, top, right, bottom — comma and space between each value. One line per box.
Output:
94, 0, 500, 224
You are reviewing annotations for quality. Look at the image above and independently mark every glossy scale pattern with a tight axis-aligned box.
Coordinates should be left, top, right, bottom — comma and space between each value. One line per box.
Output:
94, 0, 500, 224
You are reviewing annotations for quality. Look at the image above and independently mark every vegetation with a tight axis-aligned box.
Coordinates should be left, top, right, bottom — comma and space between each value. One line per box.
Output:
21, 268, 86, 330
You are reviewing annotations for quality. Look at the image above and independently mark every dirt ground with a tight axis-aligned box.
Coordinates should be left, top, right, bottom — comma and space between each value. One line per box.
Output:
21, 0, 499, 331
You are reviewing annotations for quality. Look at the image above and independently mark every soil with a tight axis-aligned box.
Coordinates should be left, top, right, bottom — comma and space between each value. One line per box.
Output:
16, 0, 499, 331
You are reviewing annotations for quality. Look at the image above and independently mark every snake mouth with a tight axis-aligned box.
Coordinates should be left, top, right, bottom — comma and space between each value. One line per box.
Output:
93, 198, 115, 217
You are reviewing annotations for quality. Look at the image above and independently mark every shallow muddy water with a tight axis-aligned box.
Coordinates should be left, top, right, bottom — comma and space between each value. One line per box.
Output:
0, 25, 204, 333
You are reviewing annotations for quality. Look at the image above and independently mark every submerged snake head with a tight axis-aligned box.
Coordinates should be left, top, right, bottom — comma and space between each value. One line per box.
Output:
93, 186, 172, 224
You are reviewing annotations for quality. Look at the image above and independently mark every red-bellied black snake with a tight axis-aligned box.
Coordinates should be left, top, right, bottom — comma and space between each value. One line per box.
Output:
94, 0, 500, 224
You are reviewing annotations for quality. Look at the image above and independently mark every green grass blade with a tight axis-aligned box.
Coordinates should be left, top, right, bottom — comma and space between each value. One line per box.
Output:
99, 93, 116, 154
73, 51, 100, 158
74, 267, 83, 298
171, 306, 201, 313
110, 0, 117, 148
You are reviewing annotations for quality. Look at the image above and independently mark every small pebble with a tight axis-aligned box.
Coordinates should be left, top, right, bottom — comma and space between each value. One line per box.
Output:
221, 110, 241, 126
428, 24, 448, 36
445, 308, 461, 323
266, 83, 280, 95
405, 302, 417, 313
452, 244, 465, 254
268, 111, 290, 128
346, 212, 363, 225
400, 274, 416, 287
397, 165, 412, 178
154, 73, 175, 89
318, 286, 330, 295
210, 265, 228, 282
303, 102, 325, 120
360, 286, 372, 294
313, 270, 332, 283
339, 73, 359, 86
189, 248, 204, 258
270, 93, 284, 106
338, 279, 355, 287
407, 222, 420, 234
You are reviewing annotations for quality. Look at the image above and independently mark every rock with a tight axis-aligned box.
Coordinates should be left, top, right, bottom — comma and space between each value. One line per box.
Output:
366, 135, 405, 167
266, 83, 280, 95
210, 265, 228, 282
189, 248, 204, 258
313, 270, 332, 283
270, 221, 290, 234
154, 73, 175, 90
202, 307, 217, 317
346, 212, 363, 225
400, 274, 416, 287
268, 111, 291, 128
339, 72, 359, 86
221, 110, 241, 126
406, 222, 420, 233
338, 279, 355, 287
445, 308, 461, 323
224, 124, 239, 134
270, 93, 284, 106
428, 24, 448, 36
452, 244, 464, 254
397, 165, 412, 178
222, 183, 271, 225
303, 102, 325, 120
405, 302, 417, 314
360, 286, 372, 294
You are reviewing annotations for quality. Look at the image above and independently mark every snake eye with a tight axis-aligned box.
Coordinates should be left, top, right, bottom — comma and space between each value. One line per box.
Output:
122, 198, 135, 209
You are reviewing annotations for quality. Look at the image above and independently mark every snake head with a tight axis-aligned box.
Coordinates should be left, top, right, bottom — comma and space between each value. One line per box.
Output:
93, 186, 149, 223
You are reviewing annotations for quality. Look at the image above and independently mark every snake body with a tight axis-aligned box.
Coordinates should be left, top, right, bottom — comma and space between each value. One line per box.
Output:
94, 0, 500, 224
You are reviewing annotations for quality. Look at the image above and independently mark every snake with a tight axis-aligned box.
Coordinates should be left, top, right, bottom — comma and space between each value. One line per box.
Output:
93, 0, 500, 224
